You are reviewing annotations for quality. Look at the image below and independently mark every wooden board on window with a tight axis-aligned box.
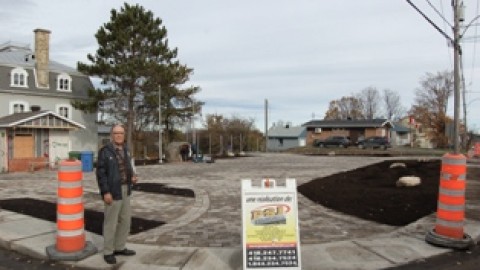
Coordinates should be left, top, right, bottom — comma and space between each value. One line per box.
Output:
14, 135, 34, 158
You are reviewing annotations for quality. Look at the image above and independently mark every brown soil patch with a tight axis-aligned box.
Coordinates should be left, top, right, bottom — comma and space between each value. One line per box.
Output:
0, 183, 194, 235
298, 159, 442, 226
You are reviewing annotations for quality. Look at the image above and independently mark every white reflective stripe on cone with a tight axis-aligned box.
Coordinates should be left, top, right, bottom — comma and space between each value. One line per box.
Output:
57, 213, 84, 221
441, 172, 466, 180
57, 197, 83, 204
439, 188, 465, 197
436, 218, 464, 228
58, 181, 82, 188
438, 202, 465, 211
59, 165, 82, 172
442, 156, 466, 165
57, 229, 84, 237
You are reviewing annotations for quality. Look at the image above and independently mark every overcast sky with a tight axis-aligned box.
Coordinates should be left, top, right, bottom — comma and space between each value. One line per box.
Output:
1, 0, 480, 132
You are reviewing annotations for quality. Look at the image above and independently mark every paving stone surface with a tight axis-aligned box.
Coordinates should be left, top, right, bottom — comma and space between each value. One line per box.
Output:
0, 153, 440, 248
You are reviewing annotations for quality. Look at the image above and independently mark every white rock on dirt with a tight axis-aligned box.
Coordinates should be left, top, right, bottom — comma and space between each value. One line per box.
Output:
390, 162, 406, 169
396, 176, 421, 187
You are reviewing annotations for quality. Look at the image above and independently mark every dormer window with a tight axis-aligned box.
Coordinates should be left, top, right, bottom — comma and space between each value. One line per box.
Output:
57, 73, 72, 91
10, 68, 28, 87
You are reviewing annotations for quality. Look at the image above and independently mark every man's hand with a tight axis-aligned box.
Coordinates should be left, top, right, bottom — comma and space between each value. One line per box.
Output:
132, 175, 138, 184
103, 193, 113, 205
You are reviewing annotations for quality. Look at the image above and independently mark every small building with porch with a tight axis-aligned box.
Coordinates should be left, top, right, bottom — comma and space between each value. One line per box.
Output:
0, 110, 85, 172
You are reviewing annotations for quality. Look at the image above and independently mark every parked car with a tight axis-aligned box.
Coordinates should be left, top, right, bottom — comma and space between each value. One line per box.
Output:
354, 135, 365, 146
314, 136, 351, 148
357, 136, 391, 150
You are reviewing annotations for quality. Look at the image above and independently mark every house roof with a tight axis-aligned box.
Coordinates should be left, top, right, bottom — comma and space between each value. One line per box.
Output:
268, 126, 306, 138
391, 122, 410, 132
302, 119, 393, 128
0, 44, 93, 100
0, 48, 82, 75
0, 110, 85, 129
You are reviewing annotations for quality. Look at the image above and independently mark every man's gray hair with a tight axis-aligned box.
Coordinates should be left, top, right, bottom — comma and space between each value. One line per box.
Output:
110, 123, 125, 134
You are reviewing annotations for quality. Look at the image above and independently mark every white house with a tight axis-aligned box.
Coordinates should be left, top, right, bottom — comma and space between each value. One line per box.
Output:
0, 29, 97, 172
267, 124, 306, 151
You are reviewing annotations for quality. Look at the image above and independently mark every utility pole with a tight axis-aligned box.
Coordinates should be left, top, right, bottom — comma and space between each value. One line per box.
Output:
453, 0, 462, 154
406, 0, 463, 153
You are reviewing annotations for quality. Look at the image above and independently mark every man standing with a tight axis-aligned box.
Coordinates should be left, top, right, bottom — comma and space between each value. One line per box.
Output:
96, 124, 138, 264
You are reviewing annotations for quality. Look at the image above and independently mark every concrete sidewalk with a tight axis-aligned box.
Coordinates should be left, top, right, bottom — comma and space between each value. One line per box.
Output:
0, 153, 479, 269
1, 210, 479, 270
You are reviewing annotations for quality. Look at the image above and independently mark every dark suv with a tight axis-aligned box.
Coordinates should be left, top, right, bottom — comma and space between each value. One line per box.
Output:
314, 136, 351, 148
357, 136, 391, 150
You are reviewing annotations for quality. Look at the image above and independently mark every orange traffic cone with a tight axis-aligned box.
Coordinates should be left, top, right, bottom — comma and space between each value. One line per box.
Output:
46, 159, 97, 260
425, 153, 473, 249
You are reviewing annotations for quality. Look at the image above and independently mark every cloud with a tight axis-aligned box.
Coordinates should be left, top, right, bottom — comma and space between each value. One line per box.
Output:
1, 0, 479, 132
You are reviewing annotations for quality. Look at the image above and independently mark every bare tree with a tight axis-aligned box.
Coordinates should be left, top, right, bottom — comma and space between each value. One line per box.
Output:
324, 96, 364, 120
383, 89, 405, 120
358, 87, 380, 119
409, 71, 454, 148
202, 113, 261, 154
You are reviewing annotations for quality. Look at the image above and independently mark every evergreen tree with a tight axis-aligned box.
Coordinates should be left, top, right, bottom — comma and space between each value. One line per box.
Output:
75, 3, 201, 154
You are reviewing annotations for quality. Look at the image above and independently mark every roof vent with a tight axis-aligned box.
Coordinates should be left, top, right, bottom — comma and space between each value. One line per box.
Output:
30, 105, 41, 112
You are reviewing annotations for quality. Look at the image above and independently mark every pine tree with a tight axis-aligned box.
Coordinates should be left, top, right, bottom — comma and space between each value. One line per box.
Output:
76, 3, 201, 154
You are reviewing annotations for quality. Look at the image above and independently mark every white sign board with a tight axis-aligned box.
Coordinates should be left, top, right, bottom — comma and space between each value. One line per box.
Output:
49, 130, 71, 164
242, 178, 301, 270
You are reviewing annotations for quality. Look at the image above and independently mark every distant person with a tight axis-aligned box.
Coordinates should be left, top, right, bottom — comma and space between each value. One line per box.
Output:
96, 124, 138, 264
180, 144, 189, 161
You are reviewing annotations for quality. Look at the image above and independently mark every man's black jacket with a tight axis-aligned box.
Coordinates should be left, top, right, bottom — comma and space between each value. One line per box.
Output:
96, 142, 134, 200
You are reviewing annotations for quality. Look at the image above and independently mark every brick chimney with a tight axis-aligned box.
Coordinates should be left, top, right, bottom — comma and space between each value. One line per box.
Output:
34, 28, 51, 88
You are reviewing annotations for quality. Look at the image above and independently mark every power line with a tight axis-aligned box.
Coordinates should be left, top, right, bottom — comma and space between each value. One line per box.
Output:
406, 0, 454, 43
426, 0, 453, 27
438, 0, 453, 65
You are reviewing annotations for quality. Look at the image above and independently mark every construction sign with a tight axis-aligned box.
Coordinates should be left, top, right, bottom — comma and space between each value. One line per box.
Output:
241, 178, 301, 269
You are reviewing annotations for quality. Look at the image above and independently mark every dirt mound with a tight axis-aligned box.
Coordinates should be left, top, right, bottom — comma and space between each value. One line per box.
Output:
298, 159, 441, 226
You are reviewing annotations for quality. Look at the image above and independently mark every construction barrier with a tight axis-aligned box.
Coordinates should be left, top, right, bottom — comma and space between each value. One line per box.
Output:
425, 153, 473, 250
46, 159, 97, 261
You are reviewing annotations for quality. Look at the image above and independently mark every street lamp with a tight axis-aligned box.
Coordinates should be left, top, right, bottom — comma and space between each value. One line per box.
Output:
158, 85, 163, 164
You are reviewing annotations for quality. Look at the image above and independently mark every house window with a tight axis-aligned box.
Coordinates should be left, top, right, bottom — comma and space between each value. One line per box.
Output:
56, 104, 72, 118
314, 128, 322, 133
14, 104, 25, 113
9, 101, 29, 114
56, 73, 72, 91
10, 68, 28, 87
